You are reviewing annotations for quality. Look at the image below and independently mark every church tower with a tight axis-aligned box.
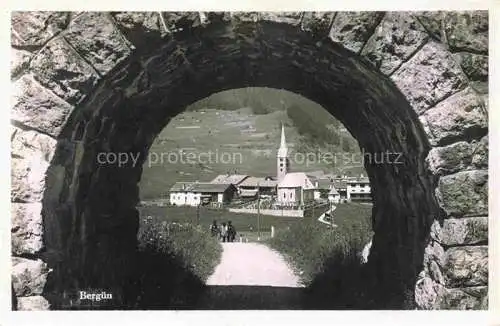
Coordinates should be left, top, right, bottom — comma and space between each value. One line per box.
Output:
277, 123, 290, 181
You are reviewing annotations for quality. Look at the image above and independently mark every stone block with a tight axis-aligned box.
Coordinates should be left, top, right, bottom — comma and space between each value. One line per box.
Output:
11, 203, 44, 255
440, 286, 488, 310
444, 246, 488, 287
426, 141, 473, 176
65, 12, 133, 75
392, 41, 468, 114
11, 75, 74, 137
432, 216, 488, 246
16, 296, 50, 310
436, 170, 488, 217
11, 127, 57, 162
420, 87, 487, 146
329, 12, 385, 53
415, 276, 446, 309
111, 11, 168, 47
361, 12, 429, 75
30, 38, 100, 105
11, 156, 50, 203
445, 11, 488, 54
12, 257, 49, 297
11, 11, 70, 48
301, 12, 335, 36
453, 52, 488, 82
11, 48, 32, 79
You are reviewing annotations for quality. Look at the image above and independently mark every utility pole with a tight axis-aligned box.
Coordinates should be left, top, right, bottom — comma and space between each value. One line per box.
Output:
257, 182, 261, 241
197, 203, 200, 226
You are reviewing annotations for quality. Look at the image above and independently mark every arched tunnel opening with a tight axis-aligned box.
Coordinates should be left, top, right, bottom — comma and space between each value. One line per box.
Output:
13, 12, 483, 310
10, 10, 490, 312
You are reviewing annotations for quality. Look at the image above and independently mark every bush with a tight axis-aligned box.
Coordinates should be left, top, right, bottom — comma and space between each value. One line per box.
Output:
128, 217, 222, 309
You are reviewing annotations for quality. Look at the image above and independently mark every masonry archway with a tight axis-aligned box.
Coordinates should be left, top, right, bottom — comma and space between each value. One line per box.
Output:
11, 11, 488, 310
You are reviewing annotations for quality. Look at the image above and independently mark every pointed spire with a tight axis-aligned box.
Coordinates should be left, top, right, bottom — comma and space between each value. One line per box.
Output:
278, 123, 288, 158
280, 123, 287, 150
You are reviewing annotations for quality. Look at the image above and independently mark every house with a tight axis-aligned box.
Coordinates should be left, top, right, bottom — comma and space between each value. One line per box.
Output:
328, 187, 341, 204
169, 182, 196, 206
238, 176, 278, 198
169, 182, 237, 207
277, 172, 315, 206
332, 178, 348, 201
311, 177, 336, 200
346, 177, 371, 202
192, 183, 238, 206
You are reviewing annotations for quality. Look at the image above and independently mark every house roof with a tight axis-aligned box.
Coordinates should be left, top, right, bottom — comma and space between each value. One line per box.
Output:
239, 177, 278, 188
278, 172, 315, 189
316, 178, 335, 190
239, 189, 259, 197
170, 182, 234, 193
210, 174, 249, 185
328, 187, 339, 195
332, 179, 347, 189
191, 183, 235, 193
170, 182, 195, 192
346, 177, 370, 184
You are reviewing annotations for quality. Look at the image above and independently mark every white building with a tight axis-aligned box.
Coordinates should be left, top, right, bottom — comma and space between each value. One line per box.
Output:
169, 182, 237, 207
328, 187, 341, 204
277, 172, 316, 206
169, 182, 196, 206
346, 177, 371, 202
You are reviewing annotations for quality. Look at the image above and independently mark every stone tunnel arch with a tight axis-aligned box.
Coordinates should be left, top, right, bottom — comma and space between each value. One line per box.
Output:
11, 11, 488, 310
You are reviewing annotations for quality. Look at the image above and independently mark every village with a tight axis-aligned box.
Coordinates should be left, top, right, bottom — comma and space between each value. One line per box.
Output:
168, 124, 371, 216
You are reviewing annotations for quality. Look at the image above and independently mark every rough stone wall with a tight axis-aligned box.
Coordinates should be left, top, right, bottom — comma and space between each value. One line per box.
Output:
10, 11, 488, 310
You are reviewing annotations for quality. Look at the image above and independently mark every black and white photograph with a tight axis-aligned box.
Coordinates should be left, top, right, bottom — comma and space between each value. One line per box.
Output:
4, 4, 498, 323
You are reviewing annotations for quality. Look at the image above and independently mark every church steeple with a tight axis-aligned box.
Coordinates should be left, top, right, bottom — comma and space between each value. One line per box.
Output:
278, 123, 288, 158
277, 123, 289, 181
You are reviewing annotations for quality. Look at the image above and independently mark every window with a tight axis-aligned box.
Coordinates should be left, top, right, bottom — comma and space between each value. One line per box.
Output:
283, 193, 286, 199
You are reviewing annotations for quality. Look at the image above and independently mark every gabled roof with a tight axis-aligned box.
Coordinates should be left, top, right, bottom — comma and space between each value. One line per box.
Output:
191, 183, 235, 193
170, 182, 195, 192
170, 182, 235, 193
278, 172, 315, 189
328, 187, 339, 195
346, 177, 370, 184
239, 177, 278, 188
239, 189, 259, 197
210, 174, 249, 185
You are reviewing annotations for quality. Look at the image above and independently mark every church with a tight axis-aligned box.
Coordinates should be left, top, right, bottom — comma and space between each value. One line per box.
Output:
275, 124, 316, 207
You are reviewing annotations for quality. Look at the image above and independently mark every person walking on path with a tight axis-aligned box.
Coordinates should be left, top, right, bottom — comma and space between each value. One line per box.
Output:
210, 220, 220, 238
221, 222, 228, 242
227, 221, 236, 242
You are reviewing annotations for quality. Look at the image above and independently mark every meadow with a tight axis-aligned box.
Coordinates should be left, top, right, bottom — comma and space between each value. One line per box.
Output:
266, 202, 375, 308
137, 204, 304, 234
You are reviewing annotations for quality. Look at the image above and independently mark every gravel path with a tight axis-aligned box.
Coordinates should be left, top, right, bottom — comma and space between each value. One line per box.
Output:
198, 242, 304, 309
206, 242, 302, 287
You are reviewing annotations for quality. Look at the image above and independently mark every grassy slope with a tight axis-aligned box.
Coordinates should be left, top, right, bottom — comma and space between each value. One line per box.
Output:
140, 87, 365, 200
266, 203, 373, 286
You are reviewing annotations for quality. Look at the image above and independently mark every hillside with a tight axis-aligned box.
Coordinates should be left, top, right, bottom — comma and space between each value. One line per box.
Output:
139, 88, 365, 200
